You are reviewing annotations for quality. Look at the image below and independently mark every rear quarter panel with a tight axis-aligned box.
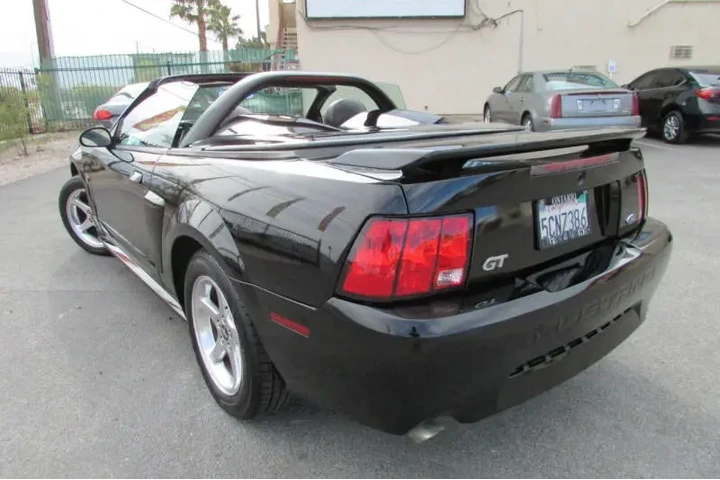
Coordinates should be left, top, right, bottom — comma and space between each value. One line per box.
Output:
151, 153, 408, 308
527, 92, 553, 119
671, 88, 720, 116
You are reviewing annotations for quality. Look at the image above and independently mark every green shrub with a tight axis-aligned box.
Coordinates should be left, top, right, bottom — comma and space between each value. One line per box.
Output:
0, 86, 31, 154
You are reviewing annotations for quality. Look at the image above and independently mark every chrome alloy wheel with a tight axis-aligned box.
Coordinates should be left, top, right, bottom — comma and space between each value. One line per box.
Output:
191, 275, 243, 396
65, 188, 103, 249
663, 114, 680, 141
483, 107, 491, 123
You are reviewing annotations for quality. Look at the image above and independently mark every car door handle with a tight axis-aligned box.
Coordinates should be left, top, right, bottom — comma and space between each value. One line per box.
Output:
129, 171, 143, 183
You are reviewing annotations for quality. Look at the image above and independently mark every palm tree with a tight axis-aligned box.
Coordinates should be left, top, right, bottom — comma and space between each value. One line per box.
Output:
208, 2, 243, 53
170, 0, 211, 52
236, 32, 266, 49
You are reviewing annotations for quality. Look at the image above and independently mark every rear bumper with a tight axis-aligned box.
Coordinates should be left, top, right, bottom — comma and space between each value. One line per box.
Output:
534, 115, 641, 132
687, 114, 720, 135
241, 218, 672, 435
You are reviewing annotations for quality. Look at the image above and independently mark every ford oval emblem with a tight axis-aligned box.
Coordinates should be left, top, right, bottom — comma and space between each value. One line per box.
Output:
626, 213, 637, 225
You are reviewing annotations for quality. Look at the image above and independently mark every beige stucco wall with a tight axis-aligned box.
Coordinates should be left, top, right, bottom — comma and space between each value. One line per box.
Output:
267, 0, 281, 48
268, 0, 299, 48
294, 0, 720, 114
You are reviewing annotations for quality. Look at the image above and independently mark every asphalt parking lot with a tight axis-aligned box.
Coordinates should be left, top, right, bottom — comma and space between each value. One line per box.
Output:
1, 135, 719, 478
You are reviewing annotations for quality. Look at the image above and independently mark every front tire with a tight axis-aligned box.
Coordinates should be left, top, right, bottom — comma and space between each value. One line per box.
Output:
483, 104, 492, 123
58, 176, 109, 256
662, 110, 687, 144
184, 250, 289, 420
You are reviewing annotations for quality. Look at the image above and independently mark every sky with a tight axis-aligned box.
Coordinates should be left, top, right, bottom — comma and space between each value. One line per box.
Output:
0, 0, 270, 68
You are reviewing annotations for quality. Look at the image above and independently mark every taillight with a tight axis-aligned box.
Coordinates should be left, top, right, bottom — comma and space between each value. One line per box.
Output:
696, 88, 719, 100
93, 109, 113, 121
637, 171, 647, 222
631, 92, 640, 115
549, 95, 562, 118
433, 216, 472, 290
341, 219, 407, 298
340, 213, 473, 300
395, 219, 441, 296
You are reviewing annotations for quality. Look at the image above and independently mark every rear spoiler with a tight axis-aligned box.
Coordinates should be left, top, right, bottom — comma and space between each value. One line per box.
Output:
327, 127, 646, 177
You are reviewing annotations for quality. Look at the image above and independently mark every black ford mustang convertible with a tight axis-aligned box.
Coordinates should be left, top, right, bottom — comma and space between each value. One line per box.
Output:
58, 71, 672, 440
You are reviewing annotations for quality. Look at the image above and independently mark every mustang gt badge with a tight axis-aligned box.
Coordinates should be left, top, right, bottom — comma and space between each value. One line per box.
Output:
482, 254, 509, 272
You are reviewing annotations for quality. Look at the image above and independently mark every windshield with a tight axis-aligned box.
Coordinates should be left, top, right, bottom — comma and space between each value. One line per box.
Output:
543, 72, 619, 90
689, 71, 720, 87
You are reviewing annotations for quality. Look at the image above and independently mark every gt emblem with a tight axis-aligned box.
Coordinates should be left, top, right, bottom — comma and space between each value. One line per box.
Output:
482, 254, 509, 272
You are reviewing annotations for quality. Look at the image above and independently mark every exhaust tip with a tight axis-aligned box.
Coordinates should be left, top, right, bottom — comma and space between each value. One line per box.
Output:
406, 418, 446, 444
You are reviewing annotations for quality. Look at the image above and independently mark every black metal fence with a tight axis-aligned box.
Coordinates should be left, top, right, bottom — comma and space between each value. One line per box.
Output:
0, 68, 45, 139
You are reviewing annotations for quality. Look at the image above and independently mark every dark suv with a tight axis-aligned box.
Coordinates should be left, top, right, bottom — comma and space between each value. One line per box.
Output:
624, 66, 720, 143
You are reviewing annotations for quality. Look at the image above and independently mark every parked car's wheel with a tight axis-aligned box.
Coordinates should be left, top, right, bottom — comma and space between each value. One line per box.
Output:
662, 110, 687, 144
184, 250, 289, 419
483, 104, 492, 123
58, 176, 109, 256
521, 113, 534, 132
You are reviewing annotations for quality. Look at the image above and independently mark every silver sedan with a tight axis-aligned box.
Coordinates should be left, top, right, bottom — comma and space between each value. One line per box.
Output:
483, 70, 641, 132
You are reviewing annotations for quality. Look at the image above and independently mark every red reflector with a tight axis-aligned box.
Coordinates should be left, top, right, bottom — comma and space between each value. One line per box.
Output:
340, 213, 473, 300
550, 95, 562, 118
341, 219, 407, 298
395, 219, 441, 296
270, 312, 310, 337
434, 216, 471, 289
93, 109, 113, 121
631, 92, 640, 115
637, 172, 647, 222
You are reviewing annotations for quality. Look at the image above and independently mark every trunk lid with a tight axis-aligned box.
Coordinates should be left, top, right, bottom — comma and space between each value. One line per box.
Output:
400, 148, 645, 286
329, 127, 647, 297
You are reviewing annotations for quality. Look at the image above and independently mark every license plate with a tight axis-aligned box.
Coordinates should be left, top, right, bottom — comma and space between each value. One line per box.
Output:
536, 191, 591, 249
580, 98, 613, 112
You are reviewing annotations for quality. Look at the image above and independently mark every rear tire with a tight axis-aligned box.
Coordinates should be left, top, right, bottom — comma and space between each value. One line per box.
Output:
58, 176, 109, 256
661, 110, 687, 144
521, 113, 534, 132
184, 250, 289, 420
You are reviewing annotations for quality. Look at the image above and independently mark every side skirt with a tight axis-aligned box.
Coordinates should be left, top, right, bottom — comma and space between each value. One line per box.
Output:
103, 240, 187, 321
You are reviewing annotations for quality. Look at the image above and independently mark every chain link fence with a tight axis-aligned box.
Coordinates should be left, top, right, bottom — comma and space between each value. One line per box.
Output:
0, 47, 299, 136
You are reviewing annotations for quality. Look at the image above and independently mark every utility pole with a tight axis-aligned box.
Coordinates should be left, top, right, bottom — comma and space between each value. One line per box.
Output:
33, 0, 59, 125
255, 0, 262, 43
32, 0, 55, 67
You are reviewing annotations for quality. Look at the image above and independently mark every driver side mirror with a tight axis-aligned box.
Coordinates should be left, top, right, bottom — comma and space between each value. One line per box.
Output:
79, 127, 113, 148
492, 86, 504, 94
